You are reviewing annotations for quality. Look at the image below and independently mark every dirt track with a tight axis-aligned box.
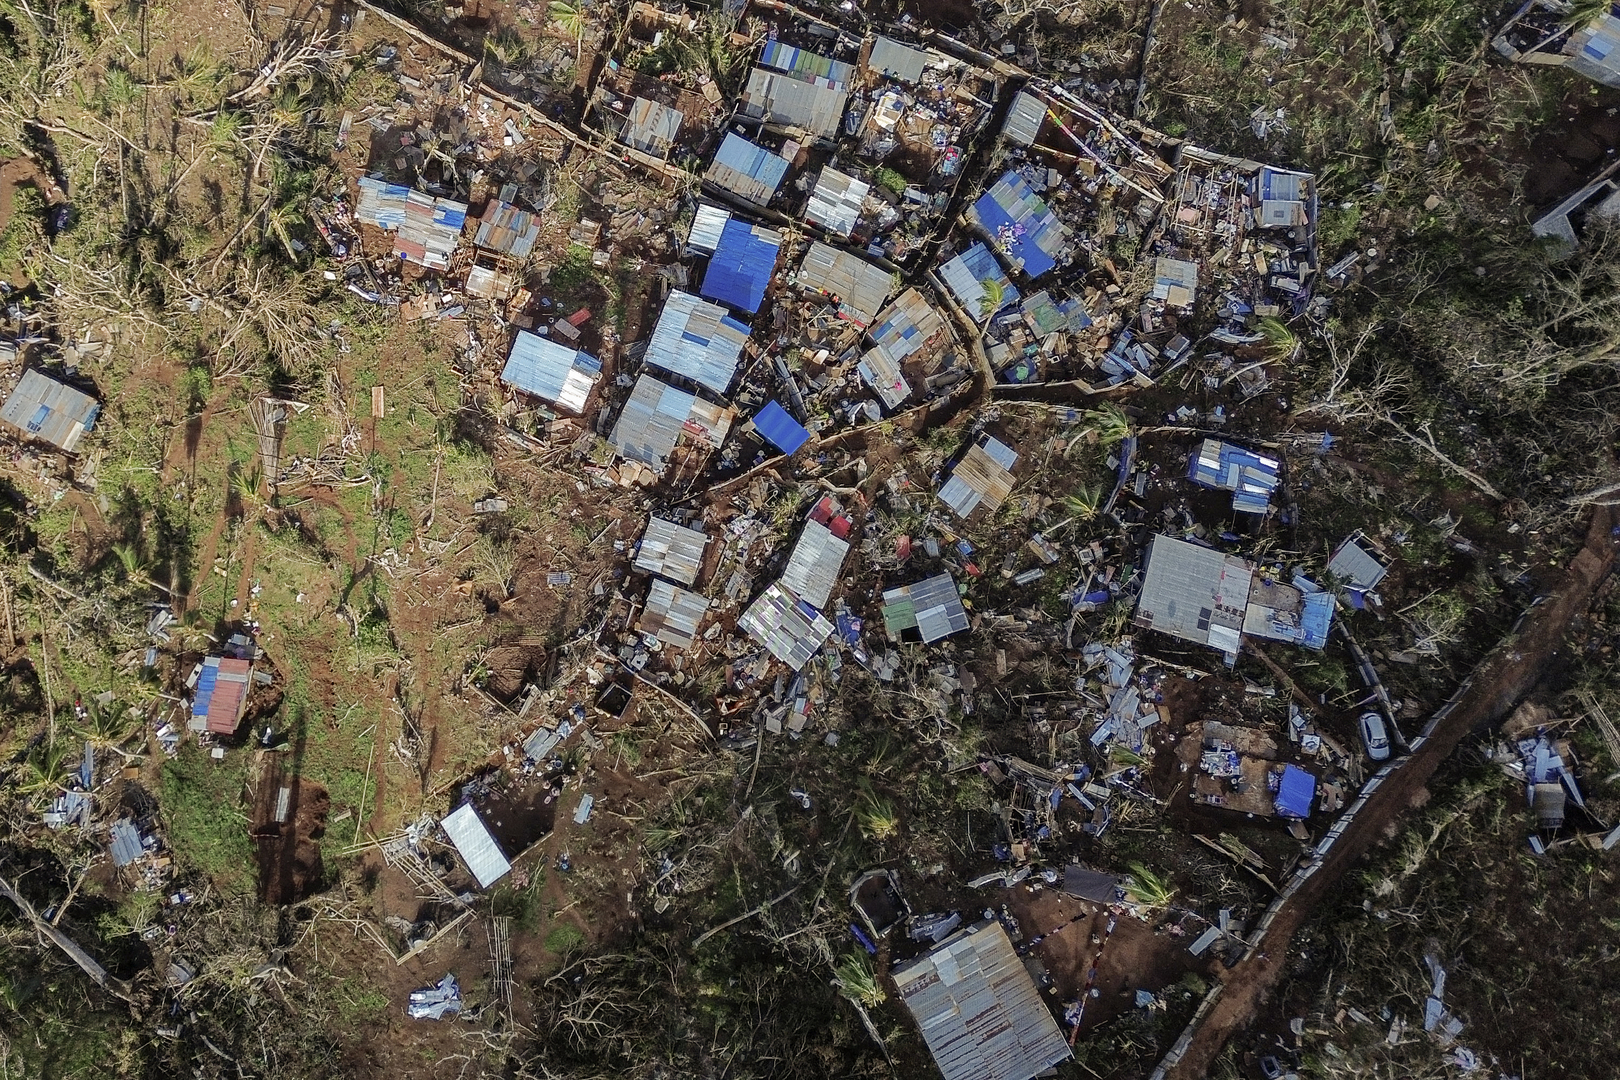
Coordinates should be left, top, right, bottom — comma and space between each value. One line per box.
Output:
1165, 504, 1619, 1079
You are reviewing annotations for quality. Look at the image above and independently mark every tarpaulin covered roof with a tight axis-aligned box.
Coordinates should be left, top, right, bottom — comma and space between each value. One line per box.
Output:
442, 802, 511, 888
1274, 764, 1316, 818
753, 400, 809, 455
0, 369, 100, 452
500, 331, 602, 413
1188, 439, 1281, 514
635, 517, 708, 586
968, 171, 1069, 280
797, 242, 893, 326
701, 216, 782, 314
705, 133, 790, 205
739, 582, 833, 670
939, 242, 1019, 321
868, 36, 930, 84
646, 290, 749, 395
893, 920, 1071, 1080
192, 656, 252, 735
805, 167, 869, 237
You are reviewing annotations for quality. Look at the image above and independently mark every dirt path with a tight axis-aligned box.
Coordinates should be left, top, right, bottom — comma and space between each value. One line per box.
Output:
1162, 504, 1619, 1079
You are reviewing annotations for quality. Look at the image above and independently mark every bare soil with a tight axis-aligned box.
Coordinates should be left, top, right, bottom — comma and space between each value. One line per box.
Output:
252, 755, 332, 905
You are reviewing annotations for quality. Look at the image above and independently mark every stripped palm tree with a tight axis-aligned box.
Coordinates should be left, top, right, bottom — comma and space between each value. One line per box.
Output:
1124, 862, 1175, 909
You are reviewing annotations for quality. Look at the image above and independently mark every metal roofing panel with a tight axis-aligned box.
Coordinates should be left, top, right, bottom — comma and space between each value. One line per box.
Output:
0, 369, 100, 452
500, 331, 603, 413
623, 96, 683, 155
609, 375, 733, 473
646, 290, 748, 395
870, 288, 945, 363
740, 68, 849, 138
797, 242, 892, 326
968, 171, 1069, 280
359, 179, 468, 269
640, 577, 708, 649
894, 921, 1070, 1080
109, 820, 143, 867
701, 216, 782, 314
868, 36, 930, 84
940, 243, 1019, 321
205, 658, 252, 735
739, 583, 833, 669
882, 573, 966, 643
779, 519, 850, 610
473, 200, 541, 258
857, 346, 912, 410
442, 802, 511, 888
1328, 536, 1388, 590
687, 203, 733, 255
706, 133, 790, 205
939, 437, 1017, 518
759, 40, 853, 87
1134, 535, 1253, 650
1002, 91, 1047, 147
805, 167, 869, 237
635, 517, 708, 585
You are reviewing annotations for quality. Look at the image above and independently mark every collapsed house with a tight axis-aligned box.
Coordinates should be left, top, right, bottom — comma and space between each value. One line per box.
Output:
1188, 438, 1281, 515
0, 369, 100, 452
355, 177, 469, 271
1133, 535, 1332, 661
859, 287, 947, 409
1494, 0, 1620, 88
881, 573, 969, 644
893, 920, 1072, 1080
440, 801, 511, 889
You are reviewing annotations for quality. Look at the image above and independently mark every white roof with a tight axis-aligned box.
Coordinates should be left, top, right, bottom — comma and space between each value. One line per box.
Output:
688, 204, 732, 255
441, 803, 511, 888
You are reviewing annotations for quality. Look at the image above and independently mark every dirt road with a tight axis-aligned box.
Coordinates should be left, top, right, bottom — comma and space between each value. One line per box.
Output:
1163, 504, 1619, 1080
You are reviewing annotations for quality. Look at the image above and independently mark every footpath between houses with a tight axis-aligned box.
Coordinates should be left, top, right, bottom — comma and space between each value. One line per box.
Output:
1154, 502, 1620, 1080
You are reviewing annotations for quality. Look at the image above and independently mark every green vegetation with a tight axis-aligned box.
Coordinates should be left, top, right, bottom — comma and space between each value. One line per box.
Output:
159, 745, 255, 896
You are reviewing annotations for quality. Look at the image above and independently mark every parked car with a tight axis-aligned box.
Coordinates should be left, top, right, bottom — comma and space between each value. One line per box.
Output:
1359, 712, 1391, 761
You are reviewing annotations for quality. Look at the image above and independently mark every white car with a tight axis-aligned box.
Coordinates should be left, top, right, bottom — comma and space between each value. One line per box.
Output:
1359, 712, 1391, 761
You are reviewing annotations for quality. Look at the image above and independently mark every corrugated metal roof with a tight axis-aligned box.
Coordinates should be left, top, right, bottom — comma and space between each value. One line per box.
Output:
1153, 256, 1200, 307
473, 200, 541, 258
640, 578, 708, 649
938, 435, 1018, 518
1002, 90, 1047, 147
706, 133, 790, 205
0, 369, 99, 452
882, 573, 968, 643
357, 177, 468, 270
109, 820, 144, 867
740, 68, 850, 138
939, 243, 1019, 321
739, 583, 833, 670
1018, 289, 1091, 334
893, 920, 1071, 1080
780, 519, 850, 610
701, 216, 782, 314
968, 171, 1068, 280
805, 167, 869, 237
646, 290, 749, 395
687, 204, 733, 255
1134, 535, 1253, 652
760, 40, 853, 86
857, 346, 911, 410
623, 96, 683, 155
635, 517, 708, 585
609, 374, 734, 474
441, 802, 511, 889
868, 36, 930, 84
797, 242, 892, 326
500, 331, 602, 413
1328, 535, 1389, 590
191, 655, 251, 735
870, 288, 945, 363
1187, 439, 1280, 514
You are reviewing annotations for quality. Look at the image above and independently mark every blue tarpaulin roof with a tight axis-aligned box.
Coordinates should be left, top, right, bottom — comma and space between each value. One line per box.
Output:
701, 216, 782, 314
968, 171, 1067, 279
1299, 590, 1334, 650
1275, 765, 1316, 818
754, 400, 809, 455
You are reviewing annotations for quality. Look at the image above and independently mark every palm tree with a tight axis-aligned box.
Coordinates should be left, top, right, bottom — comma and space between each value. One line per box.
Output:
1561, 0, 1612, 29
832, 953, 884, 1007
549, 1, 587, 66
978, 277, 1006, 320
77, 698, 140, 749
1124, 862, 1175, 909
1258, 316, 1299, 362
855, 794, 899, 843
1080, 403, 1132, 445
1064, 483, 1103, 521
18, 740, 71, 800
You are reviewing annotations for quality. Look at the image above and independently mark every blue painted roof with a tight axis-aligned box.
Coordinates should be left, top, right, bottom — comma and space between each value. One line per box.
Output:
1275, 765, 1316, 818
192, 656, 219, 718
1299, 590, 1334, 651
701, 216, 781, 314
969, 171, 1067, 279
754, 400, 809, 455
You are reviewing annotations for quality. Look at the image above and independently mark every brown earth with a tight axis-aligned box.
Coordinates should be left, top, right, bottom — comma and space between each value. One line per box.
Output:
1164, 502, 1620, 1080
252, 754, 331, 905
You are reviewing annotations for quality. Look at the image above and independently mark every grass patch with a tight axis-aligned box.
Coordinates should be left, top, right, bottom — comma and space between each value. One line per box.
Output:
159, 744, 254, 896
